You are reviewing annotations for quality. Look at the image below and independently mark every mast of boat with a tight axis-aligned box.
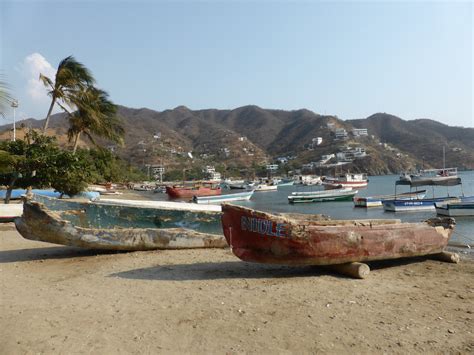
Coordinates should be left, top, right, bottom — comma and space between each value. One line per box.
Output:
443, 146, 446, 170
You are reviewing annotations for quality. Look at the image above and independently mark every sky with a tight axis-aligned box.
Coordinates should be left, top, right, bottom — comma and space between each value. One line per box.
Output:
1, 0, 473, 128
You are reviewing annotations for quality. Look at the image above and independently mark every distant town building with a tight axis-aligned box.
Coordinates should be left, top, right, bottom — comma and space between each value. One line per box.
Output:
238, 136, 247, 141
327, 123, 336, 131
153, 132, 161, 139
335, 128, 348, 140
266, 164, 279, 171
276, 157, 289, 164
352, 128, 368, 137
311, 137, 323, 147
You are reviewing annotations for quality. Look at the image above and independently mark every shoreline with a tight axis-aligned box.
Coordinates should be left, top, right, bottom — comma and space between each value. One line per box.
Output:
1, 223, 473, 353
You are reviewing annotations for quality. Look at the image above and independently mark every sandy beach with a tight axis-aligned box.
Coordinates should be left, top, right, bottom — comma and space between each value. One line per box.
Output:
1, 222, 473, 354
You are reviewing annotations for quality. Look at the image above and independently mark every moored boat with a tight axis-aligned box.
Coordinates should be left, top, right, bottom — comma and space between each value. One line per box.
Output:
383, 173, 462, 212
435, 199, 474, 217
166, 183, 221, 198
323, 173, 368, 189
220, 204, 456, 266
288, 188, 357, 203
353, 190, 427, 208
15, 195, 226, 251
193, 190, 254, 204
254, 183, 278, 192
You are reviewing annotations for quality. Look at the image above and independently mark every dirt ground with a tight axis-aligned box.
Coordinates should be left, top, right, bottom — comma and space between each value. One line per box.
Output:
1, 223, 473, 354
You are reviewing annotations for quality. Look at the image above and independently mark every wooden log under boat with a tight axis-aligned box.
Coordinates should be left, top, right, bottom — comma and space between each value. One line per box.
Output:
15, 200, 227, 251
221, 204, 456, 266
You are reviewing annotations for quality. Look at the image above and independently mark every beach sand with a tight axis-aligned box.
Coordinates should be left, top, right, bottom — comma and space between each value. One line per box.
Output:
1, 222, 473, 354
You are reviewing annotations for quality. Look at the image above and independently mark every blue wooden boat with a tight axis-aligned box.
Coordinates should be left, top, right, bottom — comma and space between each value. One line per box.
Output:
14, 194, 226, 250
353, 190, 427, 208
193, 190, 254, 204
383, 173, 462, 212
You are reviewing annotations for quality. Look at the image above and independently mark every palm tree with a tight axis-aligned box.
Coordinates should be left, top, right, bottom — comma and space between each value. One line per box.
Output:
40, 55, 95, 132
66, 87, 124, 154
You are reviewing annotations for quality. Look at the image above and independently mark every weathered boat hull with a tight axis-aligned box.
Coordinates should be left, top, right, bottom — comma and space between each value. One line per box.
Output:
221, 204, 455, 266
15, 200, 227, 251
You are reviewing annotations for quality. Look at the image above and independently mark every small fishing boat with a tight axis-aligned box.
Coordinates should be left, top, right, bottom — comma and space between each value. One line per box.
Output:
193, 190, 254, 204
166, 182, 221, 198
220, 204, 456, 269
276, 178, 295, 187
353, 190, 427, 208
288, 188, 357, 203
383, 173, 462, 212
15, 195, 226, 251
255, 184, 277, 192
435, 198, 474, 217
323, 173, 368, 189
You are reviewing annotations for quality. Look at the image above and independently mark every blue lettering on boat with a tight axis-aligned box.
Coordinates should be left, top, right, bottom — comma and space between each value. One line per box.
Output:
241, 216, 287, 237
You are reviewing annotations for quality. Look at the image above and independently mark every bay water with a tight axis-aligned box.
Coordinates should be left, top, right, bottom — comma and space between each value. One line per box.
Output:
153, 170, 474, 247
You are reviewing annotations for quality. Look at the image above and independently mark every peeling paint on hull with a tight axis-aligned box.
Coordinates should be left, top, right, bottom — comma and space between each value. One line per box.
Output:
15, 200, 227, 251
221, 204, 455, 266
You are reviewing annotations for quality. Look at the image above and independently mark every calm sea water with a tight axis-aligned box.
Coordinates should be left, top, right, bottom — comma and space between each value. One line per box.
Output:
153, 171, 474, 246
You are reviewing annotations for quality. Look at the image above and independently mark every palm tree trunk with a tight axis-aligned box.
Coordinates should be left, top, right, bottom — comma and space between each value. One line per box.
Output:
4, 175, 18, 204
73, 131, 81, 154
42, 97, 56, 132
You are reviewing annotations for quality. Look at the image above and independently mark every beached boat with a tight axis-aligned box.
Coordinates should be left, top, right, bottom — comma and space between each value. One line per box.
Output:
220, 204, 456, 267
166, 183, 221, 198
383, 173, 462, 212
288, 188, 357, 203
323, 173, 368, 189
0, 203, 23, 222
193, 190, 254, 204
353, 190, 427, 208
15, 195, 226, 251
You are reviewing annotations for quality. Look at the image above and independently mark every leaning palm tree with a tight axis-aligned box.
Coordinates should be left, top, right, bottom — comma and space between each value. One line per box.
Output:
40, 55, 95, 131
66, 87, 124, 154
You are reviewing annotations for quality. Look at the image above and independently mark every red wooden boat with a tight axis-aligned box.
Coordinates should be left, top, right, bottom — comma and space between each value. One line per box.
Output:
166, 183, 221, 199
221, 204, 455, 266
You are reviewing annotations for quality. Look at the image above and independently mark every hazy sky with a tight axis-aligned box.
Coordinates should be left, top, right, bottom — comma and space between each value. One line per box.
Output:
1, 1, 473, 127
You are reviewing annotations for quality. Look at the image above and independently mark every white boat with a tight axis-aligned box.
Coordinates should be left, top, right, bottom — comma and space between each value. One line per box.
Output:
323, 173, 368, 189
435, 198, 474, 217
98, 198, 222, 212
193, 190, 254, 204
254, 183, 278, 192
288, 188, 357, 203
293, 175, 322, 186
400, 167, 458, 185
